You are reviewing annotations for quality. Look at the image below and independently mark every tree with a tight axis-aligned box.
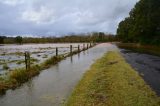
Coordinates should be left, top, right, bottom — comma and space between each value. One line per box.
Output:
15, 36, 23, 44
117, 0, 160, 45
0, 36, 6, 44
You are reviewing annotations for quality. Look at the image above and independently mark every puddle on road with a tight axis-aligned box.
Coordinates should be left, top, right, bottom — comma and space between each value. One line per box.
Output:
0, 43, 117, 106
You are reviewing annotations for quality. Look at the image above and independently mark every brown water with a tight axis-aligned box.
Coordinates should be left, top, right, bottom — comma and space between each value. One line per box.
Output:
0, 43, 117, 106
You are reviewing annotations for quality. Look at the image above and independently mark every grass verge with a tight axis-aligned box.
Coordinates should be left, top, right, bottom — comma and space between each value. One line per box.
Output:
116, 43, 160, 56
66, 51, 160, 106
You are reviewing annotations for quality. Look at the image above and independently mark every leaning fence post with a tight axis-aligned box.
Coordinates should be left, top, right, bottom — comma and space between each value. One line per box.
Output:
56, 47, 58, 56
70, 45, 72, 54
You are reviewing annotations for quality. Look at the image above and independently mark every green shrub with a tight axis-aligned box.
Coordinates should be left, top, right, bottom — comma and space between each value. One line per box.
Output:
3, 64, 9, 70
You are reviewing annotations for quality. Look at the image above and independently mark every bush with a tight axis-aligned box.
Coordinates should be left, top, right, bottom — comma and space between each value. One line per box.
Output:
3, 64, 9, 70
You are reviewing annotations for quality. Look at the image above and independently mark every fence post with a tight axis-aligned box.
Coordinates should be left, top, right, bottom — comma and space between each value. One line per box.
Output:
87, 43, 88, 49
56, 47, 58, 56
70, 45, 72, 54
28, 52, 30, 70
78, 45, 80, 52
83, 44, 85, 50
25, 52, 27, 70
25, 51, 30, 70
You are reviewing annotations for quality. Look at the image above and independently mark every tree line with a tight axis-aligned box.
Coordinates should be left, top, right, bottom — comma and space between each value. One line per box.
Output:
0, 32, 116, 44
117, 0, 160, 45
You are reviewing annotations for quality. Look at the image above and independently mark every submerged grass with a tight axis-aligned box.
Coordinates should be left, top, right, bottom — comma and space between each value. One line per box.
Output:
66, 51, 160, 106
0, 44, 96, 94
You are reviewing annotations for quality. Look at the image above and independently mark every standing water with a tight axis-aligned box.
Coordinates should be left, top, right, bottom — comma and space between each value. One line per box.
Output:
0, 43, 117, 106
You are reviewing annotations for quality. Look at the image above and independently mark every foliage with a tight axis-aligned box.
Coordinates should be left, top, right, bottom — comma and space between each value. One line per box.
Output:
3, 64, 9, 70
116, 43, 160, 57
66, 51, 160, 106
0, 36, 6, 44
117, 0, 160, 45
1, 33, 116, 44
15, 36, 23, 44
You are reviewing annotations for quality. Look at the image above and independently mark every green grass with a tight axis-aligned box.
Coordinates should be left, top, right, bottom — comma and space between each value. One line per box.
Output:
66, 51, 160, 106
116, 43, 160, 56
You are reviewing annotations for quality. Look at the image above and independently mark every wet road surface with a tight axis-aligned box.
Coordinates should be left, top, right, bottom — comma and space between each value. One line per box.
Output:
120, 49, 160, 96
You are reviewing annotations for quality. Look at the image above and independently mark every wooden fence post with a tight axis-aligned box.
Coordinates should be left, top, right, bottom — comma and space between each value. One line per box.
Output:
87, 43, 88, 49
25, 52, 27, 70
70, 45, 72, 54
25, 51, 30, 70
28, 52, 30, 70
78, 45, 80, 52
83, 44, 85, 50
56, 47, 58, 56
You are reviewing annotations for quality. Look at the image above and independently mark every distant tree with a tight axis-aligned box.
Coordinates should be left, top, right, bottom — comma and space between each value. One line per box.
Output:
0, 36, 6, 44
15, 36, 23, 44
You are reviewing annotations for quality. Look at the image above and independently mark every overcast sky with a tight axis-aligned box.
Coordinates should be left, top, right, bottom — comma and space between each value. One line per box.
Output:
0, 0, 138, 36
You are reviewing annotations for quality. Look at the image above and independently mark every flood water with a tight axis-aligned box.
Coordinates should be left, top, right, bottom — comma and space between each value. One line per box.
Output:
0, 43, 116, 106
120, 49, 160, 96
0, 43, 85, 75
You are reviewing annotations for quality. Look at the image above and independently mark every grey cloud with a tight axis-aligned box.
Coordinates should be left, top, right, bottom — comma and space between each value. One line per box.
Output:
0, 0, 138, 36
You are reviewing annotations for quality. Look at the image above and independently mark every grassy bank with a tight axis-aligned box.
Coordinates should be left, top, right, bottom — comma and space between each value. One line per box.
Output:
116, 43, 160, 56
66, 51, 160, 106
0, 44, 95, 94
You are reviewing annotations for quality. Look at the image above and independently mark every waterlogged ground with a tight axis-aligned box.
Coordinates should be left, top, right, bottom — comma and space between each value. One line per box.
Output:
0, 43, 85, 75
0, 43, 117, 106
120, 49, 160, 96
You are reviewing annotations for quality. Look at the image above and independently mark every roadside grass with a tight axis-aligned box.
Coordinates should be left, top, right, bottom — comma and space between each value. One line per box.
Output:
66, 51, 160, 106
116, 43, 160, 56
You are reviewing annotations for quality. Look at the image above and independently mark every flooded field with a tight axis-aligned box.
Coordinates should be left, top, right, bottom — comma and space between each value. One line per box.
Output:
0, 43, 117, 106
0, 43, 85, 75
120, 49, 160, 96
